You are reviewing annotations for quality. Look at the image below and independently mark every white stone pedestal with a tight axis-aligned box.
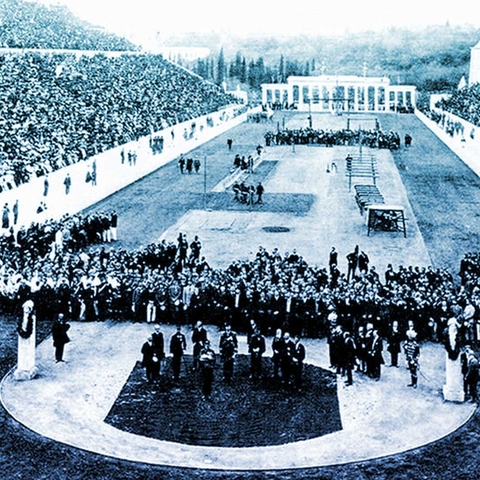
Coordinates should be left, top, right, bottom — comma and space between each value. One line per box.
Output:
443, 353, 465, 402
13, 321, 37, 381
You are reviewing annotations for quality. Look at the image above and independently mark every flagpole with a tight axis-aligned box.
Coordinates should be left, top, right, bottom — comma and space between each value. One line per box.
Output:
203, 155, 207, 211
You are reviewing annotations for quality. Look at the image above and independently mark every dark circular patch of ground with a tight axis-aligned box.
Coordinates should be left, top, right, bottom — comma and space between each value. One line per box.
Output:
262, 226, 291, 232
105, 355, 342, 447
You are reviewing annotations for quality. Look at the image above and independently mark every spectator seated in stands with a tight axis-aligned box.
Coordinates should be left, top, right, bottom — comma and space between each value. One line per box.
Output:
434, 84, 480, 128
0, 52, 239, 190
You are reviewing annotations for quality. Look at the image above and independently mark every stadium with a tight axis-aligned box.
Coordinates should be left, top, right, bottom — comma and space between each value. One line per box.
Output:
1, 1, 480, 479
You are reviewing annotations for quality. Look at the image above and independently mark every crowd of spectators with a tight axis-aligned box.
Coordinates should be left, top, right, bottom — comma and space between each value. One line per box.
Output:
3, 210, 480, 353
1, 210, 117, 261
0, 52, 239, 189
0, 0, 137, 51
420, 108, 468, 139
264, 127, 401, 149
434, 84, 480, 128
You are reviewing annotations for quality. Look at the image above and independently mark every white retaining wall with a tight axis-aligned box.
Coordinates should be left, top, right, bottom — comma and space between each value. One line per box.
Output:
0, 105, 259, 232
416, 108, 480, 178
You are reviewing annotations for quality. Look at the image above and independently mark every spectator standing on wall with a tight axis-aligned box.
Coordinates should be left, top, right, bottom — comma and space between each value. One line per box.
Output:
12, 200, 18, 225
43, 175, 49, 197
91, 160, 97, 186
64, 173, 71, 195
2, 203, 9, 230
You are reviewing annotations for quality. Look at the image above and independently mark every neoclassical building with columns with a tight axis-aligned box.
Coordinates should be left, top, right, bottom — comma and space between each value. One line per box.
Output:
262, 75, 416, 113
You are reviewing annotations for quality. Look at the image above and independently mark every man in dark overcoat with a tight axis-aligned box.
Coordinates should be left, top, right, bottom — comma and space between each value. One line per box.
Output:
170, 325, 186, 381
52, 313, 70, 363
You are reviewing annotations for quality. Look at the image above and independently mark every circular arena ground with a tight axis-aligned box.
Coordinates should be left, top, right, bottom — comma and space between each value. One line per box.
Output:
0, 323, 475, 470
2, 111, 480, 478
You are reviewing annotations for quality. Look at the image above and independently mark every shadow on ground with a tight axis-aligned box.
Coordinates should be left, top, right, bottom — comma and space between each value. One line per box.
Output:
105, 355, 341, 447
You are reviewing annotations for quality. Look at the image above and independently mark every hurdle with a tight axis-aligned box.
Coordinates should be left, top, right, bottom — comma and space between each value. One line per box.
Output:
354, 184, 385, 215
345, 153, 378, 191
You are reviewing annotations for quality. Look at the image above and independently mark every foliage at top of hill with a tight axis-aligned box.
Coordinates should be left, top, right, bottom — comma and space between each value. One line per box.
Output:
0, 0, 138, 51
162, 25, 480, 93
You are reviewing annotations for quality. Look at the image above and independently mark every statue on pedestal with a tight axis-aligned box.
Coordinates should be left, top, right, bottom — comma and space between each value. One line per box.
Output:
444, 315, 461, 361
443, 306, 465, 402
14, 299, 38, 381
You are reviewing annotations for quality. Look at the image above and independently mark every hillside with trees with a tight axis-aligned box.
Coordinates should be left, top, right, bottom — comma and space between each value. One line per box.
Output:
161, 25, 480, 101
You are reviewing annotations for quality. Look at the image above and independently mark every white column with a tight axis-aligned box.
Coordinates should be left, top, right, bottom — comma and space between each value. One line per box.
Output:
14, 303, 38, 381
443, 353, 465, 402
374, 86, 379, 112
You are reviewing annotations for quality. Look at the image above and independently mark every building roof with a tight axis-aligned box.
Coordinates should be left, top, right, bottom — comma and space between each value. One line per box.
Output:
287, 75, 390, 85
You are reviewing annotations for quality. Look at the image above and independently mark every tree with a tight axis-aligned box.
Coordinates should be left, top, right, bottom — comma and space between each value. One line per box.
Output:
208, 58, 215, 81
279, 55, 285, 83
196, 59, 207, 78
304, 60, 310, 76
216, 48, 226, 86
240, 57, 247, 83
229, 51, 243, 79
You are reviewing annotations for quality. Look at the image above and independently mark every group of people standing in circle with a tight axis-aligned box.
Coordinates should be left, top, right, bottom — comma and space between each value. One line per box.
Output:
140, 320, 307, 400
328, 308, 421, 389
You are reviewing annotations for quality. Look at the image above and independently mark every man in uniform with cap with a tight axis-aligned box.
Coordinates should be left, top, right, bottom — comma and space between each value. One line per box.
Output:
462, 345, 479, 401
199, 339, 216, 400
404, 330, 420, 388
